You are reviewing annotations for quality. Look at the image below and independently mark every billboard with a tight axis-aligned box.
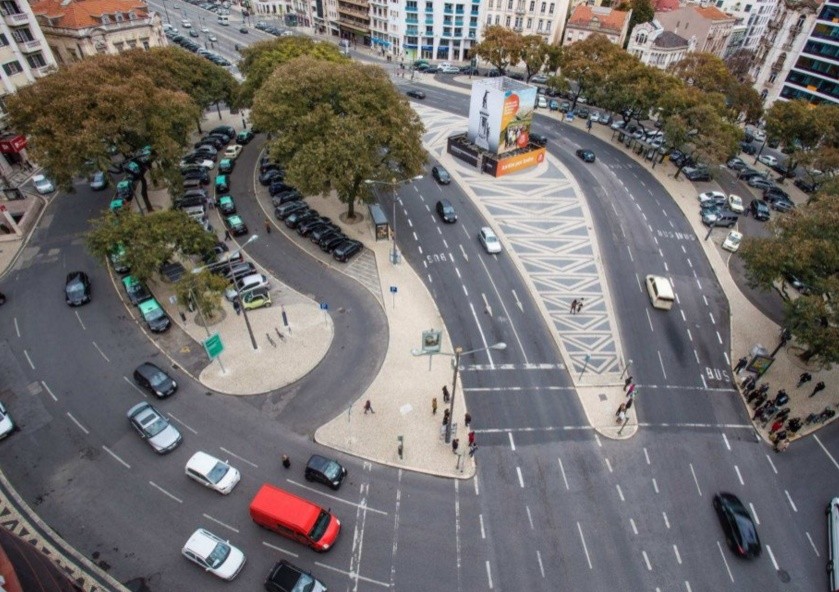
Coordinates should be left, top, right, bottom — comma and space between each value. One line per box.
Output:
467, 78, 538, 156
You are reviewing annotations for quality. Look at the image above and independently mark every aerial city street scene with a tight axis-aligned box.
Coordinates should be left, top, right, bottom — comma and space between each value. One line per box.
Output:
0, 0, 837, 589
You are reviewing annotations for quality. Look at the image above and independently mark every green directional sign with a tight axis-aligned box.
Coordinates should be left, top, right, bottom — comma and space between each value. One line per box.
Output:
203, 333, 224, 360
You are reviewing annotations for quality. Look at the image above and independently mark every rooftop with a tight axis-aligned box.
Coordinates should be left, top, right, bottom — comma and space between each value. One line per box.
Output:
567, 5, 632, 32
30, 0, 149, 29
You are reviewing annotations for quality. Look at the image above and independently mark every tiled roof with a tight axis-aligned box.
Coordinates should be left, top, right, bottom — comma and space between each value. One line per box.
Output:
30, 0, 148, 29
693, 5, 734, 20
567, 5, 632, 32
653, 30, 689, 48
654, 0, 680, 12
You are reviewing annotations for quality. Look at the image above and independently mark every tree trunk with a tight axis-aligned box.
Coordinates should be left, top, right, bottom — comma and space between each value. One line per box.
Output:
196, 116, 203, 135
139, 174, 153, 213
347, 197, 356, 219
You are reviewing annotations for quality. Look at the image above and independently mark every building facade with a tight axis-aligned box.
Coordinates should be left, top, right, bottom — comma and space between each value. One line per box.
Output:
654, 5, 736, 56
30, 0, 165, 63
483, 0, 570, 45
627, 20, 692, 70
397, 0, 481, 62
563, 5, 632, 46
715, 0, 777, 52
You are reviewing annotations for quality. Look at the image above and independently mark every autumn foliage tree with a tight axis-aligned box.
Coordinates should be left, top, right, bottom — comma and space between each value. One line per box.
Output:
471, 26, 523, 74
250, 57, 426, 219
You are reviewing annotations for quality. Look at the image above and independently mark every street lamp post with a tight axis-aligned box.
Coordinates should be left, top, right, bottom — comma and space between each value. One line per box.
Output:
228, 234, 260, 350
753, 139, 767, 165
365, 176, 422, 265
161, 0, 171, 24
444, 342, 506, 443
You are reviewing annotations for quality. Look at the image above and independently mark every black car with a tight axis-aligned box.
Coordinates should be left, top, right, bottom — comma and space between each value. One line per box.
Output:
432, 165, 451, 184
269, 180, 295, 196
713, 492, 761, 559
747, 176, 775, 191
182, 168, 210, 184
726, 157, 748, 171
194, 136, 224, 150
530, 133, 548, 147
748, 199, 771, 221
260, 157, 281, 174
740, 141, 757, 155
236, 129, 255, 145
768, 194, 795, 212
298, 216, 332, 237
264, 560, 326, 592
271, 191, 303, 206
239, 26, 248, 33
763, 186, 789, 201
435, 199, 457, 223
217, 195, 237, 215
133, 362, 178, 398
406, 89, 426, 99
210, 125, 235, 139
333, 239, 363, 262
221, 261, 257, 282
575, 108, 590, 119
259, 169, 284, 186
192, 144, 218, 158
683, 166, 711, 182
65, 271, 91, 306
576, 149, 596, 163
305, 454, 347, 490
285, 209, 317, 229
310, 223, 339, 243
274, 201, 308, 220
737, 168, 764, 181
319, 231, 347, 252
794, 178, 819, 193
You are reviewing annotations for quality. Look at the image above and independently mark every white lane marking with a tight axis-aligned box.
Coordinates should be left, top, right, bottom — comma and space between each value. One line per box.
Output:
408, 219, 414, 228
479, 514, 486, 539
474, 476, 480, 496
474, 249, 528, 363
635, 273, 642, 293
263, 541, 298, 558
673, 544, 682, 564
413, 231, 418, 241
23, 350, 34, 370
66, 412, 89, 434
734, 465, 744, 485
687, 259, 693, 268
687, 329, 693, 342
576, 522, 593, 569
605, 458, 613, 473
92, 341, 110, 363
149, 481, 183, 503
764, 454, 778, 474
685, 581, 693, 592
594, 433, 602, 448
462, 285, 467, 296
717, 541, 734, 582
526, 506, 534, 529
616, 484, 625, 502
664, 261, 669, 273
453, 479, 462, 590
102, 445, 130, 469
766, 545, 779, 571
644, 448, 650, 464
652, 478, 659, 494
709, 312, 716, 324
646, 309, 654, 332
689, 463, 702, 496
703, 295, 708, 306
805, 532, 820, 556
701, 374, 708, 390
658, 351, 667, 379
75, 310, 86, 330
558, 457, 570, 490
516, 467, 524, 488
785, 490, 798, 512
485, 561, 494, 589
418, 246, 423, 255
203, 513, 239, 533
724, 352, 730, 366
749, 503, 760, 525
508, 432, 516, 451
680, 309, 686, 322
14, 317, 20, 338
512, 289, 523, 312
167, 412, 197, 435
630, 518, 638, 535
694, 350, 700, 364
536, 550, 545, 577
286, 479, 388, 516
626, 244, 634, 262
642, 550, 652, 570
482, 292, 492, 317
123, 376, 147, 397
455, 267, 462, 279
716, 331, 723, 345
814, 434, 839, 470
722, 433, 731, 451
459, 244, 469, 261
219, 447, 258, 468
41, 381, 57, 402
663, 512, 670, 529
467, 301, 496, 367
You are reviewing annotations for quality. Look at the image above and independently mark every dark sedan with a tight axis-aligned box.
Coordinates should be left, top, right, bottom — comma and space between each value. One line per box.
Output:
713, 492, 761, 559
767, 194, 795, 212
747, 176, 775, 190
133, 362, 178, 398
576, 149, 596, 163
432, 165, 451, 184
333, 239, 363, 262
305, 454, 347, 490
319, 231, 347, 252
748, 199, 771, 221
65, 271, 91, 306
406, 89, 426, 99
259, 168, 284, 186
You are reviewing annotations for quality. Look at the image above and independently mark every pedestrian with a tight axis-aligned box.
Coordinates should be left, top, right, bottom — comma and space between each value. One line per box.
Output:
468, 430, 476, 446
796, 372, 812, 387
742, 375, 756, 392
224, 229, 232, 241
774, 389, 789, 406
625, 398, 633, 412
586, 119, 592, 132
570, 299, 579, 314
469, 442, 478, 458
624, 376, 633, 390
363, 399, 375, 414
769, 419, 783, 434
281, 454, 291, 469
464, 413, 472, 428
616, 402, 627, 423
442, 385, 450, 403
452, 438, 459, 454
626, 383, 636, 397
810, 381, 826, 397
576, 298, 585, 313
232, 298, 241, 316
443, 409, 450, 425
265, 218, 271, 234
733, 356, 748, 373
774, 438, 790, 453
432, 397, 438, 415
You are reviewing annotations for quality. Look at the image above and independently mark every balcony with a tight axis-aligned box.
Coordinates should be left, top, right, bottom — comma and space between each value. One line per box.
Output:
513, 24, 523, 32
33, 65, 53, 78
406, 4, 418, 11
2, 11, 28, 26
19, 39, 41, 53
406, 16, 418, 23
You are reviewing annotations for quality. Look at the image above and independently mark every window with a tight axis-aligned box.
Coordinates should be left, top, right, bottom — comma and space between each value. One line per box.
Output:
527, 17, 532, 27
768, 72, 777, 83
494, 14, 499, 23
507, 0, 512, 8
2, 60, 22, 76
744, 4, 751, 11
540, 1, 545, 12
505, 15, 510, 25
548, 3, 554, 13
537, 18, 543, 30
11, 28, 34, 43
115, 12, 124, 21
25, 53, 46, 68
514, 16, 522, 27
0, 1, 21, 15
487, 14, 492, 24
529, 0, 534, 9
0, 34, 7, 47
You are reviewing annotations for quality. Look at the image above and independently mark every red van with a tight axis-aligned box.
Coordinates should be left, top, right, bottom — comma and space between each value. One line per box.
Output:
249, 484, 341, 552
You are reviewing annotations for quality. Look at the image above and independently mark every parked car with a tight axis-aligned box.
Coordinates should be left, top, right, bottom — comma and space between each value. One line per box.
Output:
530, 132, 547, 147
195, 136, 225, 150
406, 89, 426, 99
726, 157, 748, 171
794, 178, 819, 194
702, 209, 738, 227
713, 492, 761, 559
224, 145, 243, 160
269, 180, 296, 196
758, 154, 778, 167
183, 168, 210, 184
241, 286, 272, 310
65, 271, 91, 306
747, 176, 775, 190
432, 165, 451, 184
264, 560, 327, 592
285, 209, 317, 230
727, 194, 745, 214
181, 528, 246, 580
333, 239, 363, 262
478, 226, 502, 254
271, 190, 302, 206
275, 201, 308, 220
89, 171, 109, 190
298, 216, 332, 238
697, 191, 726, 206
224, 214, 247, 236
215, 174, 230, 193
740, 141, 757, 155
0, 401, 15, 439
133, 362, 178, 398
236, 129, 255, 145
576, 149, 596, 163
768, 194, 795, 212
32, 174, 55, 194
748, 199, 771, 221
225, 274, 269, 301
127, 401, 182, 453
319, 231, 347, 252
722, 230, 742, 252
683, 166, 711, 182
763, 186, 789, 202
185, 451, 241, 494
435, 199, 457, 223
122, 275, 151, 305
259, 169, 284, 186
138, 298, 171, 333
210, 126, 235, 141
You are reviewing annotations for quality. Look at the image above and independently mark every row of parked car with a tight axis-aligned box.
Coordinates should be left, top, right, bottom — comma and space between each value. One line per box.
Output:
254, 21, 296, 37
164, 27, 232, 68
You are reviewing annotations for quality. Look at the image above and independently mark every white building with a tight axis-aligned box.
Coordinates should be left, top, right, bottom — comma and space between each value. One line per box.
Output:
713, 0, 778, 53
482, 0, 570, 45
398, 0, 482, 63
627, 20, 693, 70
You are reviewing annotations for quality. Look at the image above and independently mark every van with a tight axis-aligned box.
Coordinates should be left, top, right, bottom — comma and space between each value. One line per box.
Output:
217, 14, 229, 25
249, 484, 341, 552
829, 497, 839, 591
645, 275, 675, 310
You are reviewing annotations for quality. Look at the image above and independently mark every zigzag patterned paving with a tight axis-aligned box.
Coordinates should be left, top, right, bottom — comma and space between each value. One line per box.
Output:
416, 104, 624, 377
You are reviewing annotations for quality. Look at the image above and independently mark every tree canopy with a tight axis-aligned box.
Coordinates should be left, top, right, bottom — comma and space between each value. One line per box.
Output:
238, 37, 349, 106
250, 57, 426, 218
518, 35, 561, 80
471, 26, 523, 74
764, 100, 839, 180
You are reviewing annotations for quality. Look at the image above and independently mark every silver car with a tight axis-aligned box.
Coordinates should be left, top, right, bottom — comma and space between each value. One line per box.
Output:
127, 402, 182, 454
478, 227, 502, 254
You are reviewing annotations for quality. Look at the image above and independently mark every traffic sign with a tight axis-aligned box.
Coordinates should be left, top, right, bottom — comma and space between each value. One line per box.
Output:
203, 333, 224, 359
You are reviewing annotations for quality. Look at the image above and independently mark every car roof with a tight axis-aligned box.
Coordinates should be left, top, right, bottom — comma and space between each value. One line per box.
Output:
138, 299, 161, 314
185, 529, 218, 558
219, 196, 233, 204
187, 451, 221, 475
227, 215, 243, 224
136, 362, 163, 377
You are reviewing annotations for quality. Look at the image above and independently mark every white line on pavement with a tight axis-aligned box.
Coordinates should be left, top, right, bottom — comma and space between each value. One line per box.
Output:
467, 301, 496, 367
41, 381, 57, 402
716, 331, 723, 344
92, 341, 110, 363
167, 412, 198, 435
442, 239, 449, 249
485, 561, 494, 589
722, 433, 731, 451
805, 532, 820, 556
102, 445, 130, 469
219, 447, 258, 468
673, 544, 682, 564
66, 412, 89, 434
605, 458, 613, 473
749, 502, 760, 525
643, 448, 651, 465
508, 432, 516, 451
686, 328, 694, 342
23, 350, 34, 370
454, 267, 462, 279
264, 541, 298, 558
680, 309, 686, 322
474, 251, 528, 363
766, 544, 779, 571
685, 580, 693, 592
641, 550, 652, 571
616, 484, 625, 502
814, 434, 839, 470
594, 433, 602, 448
558, 457, 569, 490
203, 513, 239, 533
75, 310, 86, 331
123, 376, 147, 397
687, 258, 693, 268
149, 481, 183, 504
734, 465, 744, 485
511, 289, 523, 312
646, 309, 654, 332
473, 476, 480, 496
764, 454, 778, 474
627, 244, 634, 263
709, 312, 716, 324
664, 261, 669, 273
576, 522, 593, 569
657, 351, 667, 379
536, 550, 545, 577
516, 466, 524, 488
14, 317, 19, 338
630, 518, 638, 535
479, 514, 486, 539
525, 505, 534, 529
662, 511, 669, 528
652, 478, 659, 494
689, 463, 703, 496
717, 541, 734, 582
693, 349, 700, 364
785, 490, 798, 512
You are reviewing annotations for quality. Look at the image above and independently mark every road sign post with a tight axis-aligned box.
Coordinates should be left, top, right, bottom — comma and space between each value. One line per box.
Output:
203, 333, 225, 373
390, 286, 397, 309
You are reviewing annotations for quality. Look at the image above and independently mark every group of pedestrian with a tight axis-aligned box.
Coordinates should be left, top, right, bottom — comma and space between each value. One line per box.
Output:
615, 375, 637, 424
569, 298, 585, 314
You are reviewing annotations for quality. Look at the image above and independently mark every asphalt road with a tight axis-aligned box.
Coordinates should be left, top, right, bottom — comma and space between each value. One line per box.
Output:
0, 51, 836, 592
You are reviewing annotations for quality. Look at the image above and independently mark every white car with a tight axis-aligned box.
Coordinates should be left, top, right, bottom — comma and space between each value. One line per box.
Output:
697, 190, 726, 206
589, 112, 601, 123
536, 95, 547, 108
208, 34, 217, 42
223, 145, 243, 160
478, 226, 502, 254
611, 120, 626, 130
722, 230, 742, 252
201, 26, 210, 33
181, 19, 192, 28
0, 401, 15, 439
32, 174, 55, 194
758, 154, 778, 167
727, 194, 744, 213
185, 451, 241, 494
225, 273, 270, 301
182, 528, 246, 580
439, 65, 460, 74
180, 158, 214, 170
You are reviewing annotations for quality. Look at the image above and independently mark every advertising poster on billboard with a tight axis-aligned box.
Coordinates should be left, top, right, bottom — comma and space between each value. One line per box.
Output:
498, 86, 537, 156
467, 79, 538, 156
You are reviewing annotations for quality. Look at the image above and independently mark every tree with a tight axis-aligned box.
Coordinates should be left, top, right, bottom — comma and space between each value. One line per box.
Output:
86, 210, 216, 283
238, 37, 349, 106
471, 26, 523, 74
739, 192, 839, 366
175, 270, 229, 322
558, 34, 634, 110
519, 35, 556, 81
7, 50, 207, 213
250, 57, 426, 219
764, 100, 839, 182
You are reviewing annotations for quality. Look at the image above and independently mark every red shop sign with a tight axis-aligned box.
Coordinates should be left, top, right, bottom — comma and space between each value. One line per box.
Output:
0, 135, 27, 153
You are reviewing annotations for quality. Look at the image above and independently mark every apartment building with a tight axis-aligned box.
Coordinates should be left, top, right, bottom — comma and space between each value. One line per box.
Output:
655, 5, 737, 57
714, 0, 777, 53
482, 0, 570, 45
627, 19, 693, 70
563, 5, 632, 46
396, 0, 481, 62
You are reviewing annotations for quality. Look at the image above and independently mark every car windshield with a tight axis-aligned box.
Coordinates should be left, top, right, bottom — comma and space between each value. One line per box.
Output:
443, 206, 455, 215
727, 235, 741, 246
140, 412, 168, 437
148, 370, 169, 388
145, 308, 166, 322
207, 461, 230, 484
485, 234, 498, 244
66, 281, 85, 296
308, 510, 332, 542
322, 460, 343, 481
206, 540, 231, 569
290, 572, 316, 592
